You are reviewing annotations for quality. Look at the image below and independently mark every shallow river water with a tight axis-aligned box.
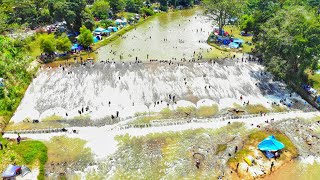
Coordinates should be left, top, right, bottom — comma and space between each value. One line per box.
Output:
97, 8, 217, 61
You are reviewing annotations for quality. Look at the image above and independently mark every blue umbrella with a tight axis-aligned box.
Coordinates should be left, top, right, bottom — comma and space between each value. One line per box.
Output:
258, 135, 285, 151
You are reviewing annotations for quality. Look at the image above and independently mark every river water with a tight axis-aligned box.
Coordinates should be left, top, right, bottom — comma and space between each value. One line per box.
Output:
262, 161, 320, 180
97, 8, 217, 61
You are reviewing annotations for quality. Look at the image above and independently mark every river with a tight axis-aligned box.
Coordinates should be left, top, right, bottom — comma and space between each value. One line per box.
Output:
97, 7, 218, 61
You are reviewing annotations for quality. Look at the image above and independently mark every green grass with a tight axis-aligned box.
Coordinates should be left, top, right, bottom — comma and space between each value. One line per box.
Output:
42, 115, 64, 121
130, 105, 220, 125
5, 121, 64, 131
196, 105, 219, 118
215, 144, 227, 155
129, 115, 162, 124
73, 114, 90, 121
307, 70, 320, 91
272, 105, 287, 112
245, 104, 270, 114
0, 135, 47, 179
45, 136, 93, 169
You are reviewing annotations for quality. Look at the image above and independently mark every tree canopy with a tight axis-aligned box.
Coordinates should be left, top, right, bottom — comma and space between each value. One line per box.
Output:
92, 0, 111, 19
40, 34, 56, 54
203, 0, 243, 35
77, 26, 93, 48
257, 6, 320, 79
0, 36, 33, 113
56, 33, 72, 52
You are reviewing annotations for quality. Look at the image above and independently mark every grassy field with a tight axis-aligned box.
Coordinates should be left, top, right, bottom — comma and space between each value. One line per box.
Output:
0, 135, 48, 179
45, 136, 93, 170
306, 70, 320, 91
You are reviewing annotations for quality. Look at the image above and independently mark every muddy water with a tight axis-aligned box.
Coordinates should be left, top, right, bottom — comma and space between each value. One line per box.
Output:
262, 161, 320, 180
97, 8, 217, 61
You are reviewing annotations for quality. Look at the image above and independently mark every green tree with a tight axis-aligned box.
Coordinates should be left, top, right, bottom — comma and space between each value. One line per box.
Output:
159, 0, 168, 11
257, 6, 320, 79
100, 19, 116, 28
125, 0, 143, 13
49, 0, 87, 32
108, 0, 125, 13
203, 0, 243, 35
92, 0, 110, 19
82, 8, 95, 30
240, 14, 254, 34
78, 26, 93, 48
56, 34, 72, 52
40, 34, 56, 54
0, 36, 33, 113
0, 9, 8, 34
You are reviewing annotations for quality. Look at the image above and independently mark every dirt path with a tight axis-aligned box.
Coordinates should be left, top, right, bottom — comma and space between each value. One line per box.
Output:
3, 111, 319, 159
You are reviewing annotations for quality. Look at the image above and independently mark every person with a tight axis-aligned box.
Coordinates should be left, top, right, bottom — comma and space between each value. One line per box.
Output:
17, 135, 21, 144
0, 141, 3, 150
270, 161, 274, 172
196, 159, 200, 169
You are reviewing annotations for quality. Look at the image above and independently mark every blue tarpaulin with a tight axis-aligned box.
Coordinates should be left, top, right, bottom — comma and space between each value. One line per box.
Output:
102, 30, 110, 33
93, 27, 105, 32
258, 135, 285, 151
2, 164, 21, 178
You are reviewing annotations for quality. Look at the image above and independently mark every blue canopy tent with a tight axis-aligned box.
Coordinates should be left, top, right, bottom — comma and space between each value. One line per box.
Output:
102, 29, 111, 36
108, 27, 118, 32
229, 42, 239, 49
71, 44, 78, 51
115, 19, 122, 25
2, 164, 21, 179
93, 27, 105, 33
233, 38, 245, 44
258, 135, 285, 151
93, 36, 99, 43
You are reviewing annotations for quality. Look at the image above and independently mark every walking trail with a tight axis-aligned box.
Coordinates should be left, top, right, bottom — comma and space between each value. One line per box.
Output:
4, 111, 319, 159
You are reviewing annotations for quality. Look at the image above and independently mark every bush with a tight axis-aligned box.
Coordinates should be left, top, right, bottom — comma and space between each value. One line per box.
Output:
100, 19, 116, 28
160, 108, 173, 119
139, 7, 154, 16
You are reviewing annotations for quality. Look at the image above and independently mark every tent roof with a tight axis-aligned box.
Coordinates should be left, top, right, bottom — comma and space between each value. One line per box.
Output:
21, 166, 31, 177
94, 27, 105, 32
233, 38, 245, 43
2, 164, 21, 178
71, 44, 78, 50
115, 19, 123, 23
102, 29, 110, 33
229, 42, 239, 48
258, 135, 285, 151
